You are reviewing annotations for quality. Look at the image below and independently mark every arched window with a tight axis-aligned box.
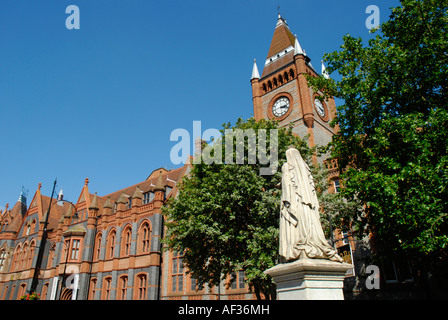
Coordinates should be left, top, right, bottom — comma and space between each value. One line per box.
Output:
47, 243, 56, 269
31, 220, 36, 234
135, 273, 147, 300
94, 232, 102, 261
106, 230, 116, 259
27, 240, 36, 268
20, 243, 28, 270
18, 283, 27, 299
41, 282, 49, 300
12, 244, 22, 271
102, 277, 112, 300
0, 250, 7, 272
118, 275, 128, 300
138, 222, 151, 254
121, 226, 132, 257
89, 278, 97, 300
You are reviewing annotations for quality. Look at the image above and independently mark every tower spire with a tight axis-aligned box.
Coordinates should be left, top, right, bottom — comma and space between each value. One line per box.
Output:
294, 34, 304, 55
251, 59, 260, 79
321, 60, 330, 79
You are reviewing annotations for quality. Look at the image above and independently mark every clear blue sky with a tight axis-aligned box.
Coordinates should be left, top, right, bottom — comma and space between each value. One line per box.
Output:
0, 0, 400, 209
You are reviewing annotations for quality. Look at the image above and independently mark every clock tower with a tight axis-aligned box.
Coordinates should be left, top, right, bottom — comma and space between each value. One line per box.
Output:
251, 14, 337, 153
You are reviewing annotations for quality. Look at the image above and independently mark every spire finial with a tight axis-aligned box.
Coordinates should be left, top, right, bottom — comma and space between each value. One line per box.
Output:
84, 178, 89, 186
294, 34, 304, 55
251, 59, 260, 80
321, 60, 330, 79
38, 183, 42, 190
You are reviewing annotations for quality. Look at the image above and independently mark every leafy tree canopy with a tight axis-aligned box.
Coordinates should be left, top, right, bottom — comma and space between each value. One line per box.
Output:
308, 0, 448, 280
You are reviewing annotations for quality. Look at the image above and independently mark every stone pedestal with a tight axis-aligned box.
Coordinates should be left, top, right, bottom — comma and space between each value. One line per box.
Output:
265, 258, 352, 300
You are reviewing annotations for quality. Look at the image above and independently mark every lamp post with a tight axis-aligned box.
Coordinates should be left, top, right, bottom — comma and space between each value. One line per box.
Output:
29, 185, 79, 297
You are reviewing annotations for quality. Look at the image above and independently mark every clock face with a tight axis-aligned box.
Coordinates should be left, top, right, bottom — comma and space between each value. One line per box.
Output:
272, 97, 290, 117
314, 98, 326, 117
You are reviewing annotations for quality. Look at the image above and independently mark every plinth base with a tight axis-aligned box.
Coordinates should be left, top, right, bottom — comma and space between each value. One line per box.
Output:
265, 258, 352, 300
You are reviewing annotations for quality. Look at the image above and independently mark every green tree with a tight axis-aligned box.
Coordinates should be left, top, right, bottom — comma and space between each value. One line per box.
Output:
308, 0, 448, 286
163, 118, 321, 300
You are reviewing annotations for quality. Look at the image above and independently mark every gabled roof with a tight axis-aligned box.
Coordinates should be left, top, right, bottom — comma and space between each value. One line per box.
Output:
104, 164, 190, 204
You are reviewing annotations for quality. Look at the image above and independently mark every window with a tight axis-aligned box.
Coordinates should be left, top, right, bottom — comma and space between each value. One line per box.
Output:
47, 244, 56, 269
342, 231, 349, 245
103, 277, 112, 300
71, 239, 80, 260
107, 230, 116, 259
230, 271, 245, 290
20, 243, 29, 270
143, 192, 151, 204
27, 240, 36, 268
61, 238, 82, 262
94, 233, 102, 261
118, 275, 128, 300
12, 245, 22, 271
190, 277, 204, 292
19, 283, 27, 299
122, 227, 132, 256
89, 278, 97, 300
334, 179, 341, 193
172, 251, 184, 292
41, 282, 49, 300
136, 274, 147, 300
0, 250, 7, 271
138, 222, 150, 254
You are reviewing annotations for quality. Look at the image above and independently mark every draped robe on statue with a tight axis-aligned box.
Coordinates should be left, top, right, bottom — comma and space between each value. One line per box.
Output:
279, 147, 342, 263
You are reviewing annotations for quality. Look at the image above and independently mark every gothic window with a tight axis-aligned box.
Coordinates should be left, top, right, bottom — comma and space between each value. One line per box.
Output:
89, 278, 97, 300
122, 226, 132, 256
118, 275, 128, 300
102, 277, 112, 300
94, 232, 102, 261
41, 282, 49, 300
107, 230, 116, 259
138, 222, 151, 254
27, 240, 36, 268
289, 69, 295, 78
12, 244, 22, 271
18, 283, 27, 299
20, 243, 29, 270
135, 273, 147, 300
0, 250, 7, 271
47, 243, 56, 269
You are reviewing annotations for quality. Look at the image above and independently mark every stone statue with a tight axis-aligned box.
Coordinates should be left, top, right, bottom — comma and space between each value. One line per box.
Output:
279, 147, 342, 263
